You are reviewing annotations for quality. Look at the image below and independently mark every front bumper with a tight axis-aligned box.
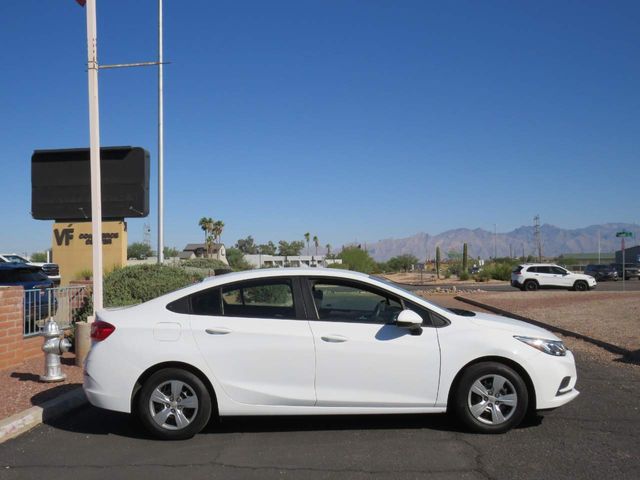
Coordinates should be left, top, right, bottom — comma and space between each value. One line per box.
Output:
530, 350, 580, 410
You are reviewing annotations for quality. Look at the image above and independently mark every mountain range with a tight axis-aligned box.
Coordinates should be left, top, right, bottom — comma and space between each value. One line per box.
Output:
365, 223, 639, 261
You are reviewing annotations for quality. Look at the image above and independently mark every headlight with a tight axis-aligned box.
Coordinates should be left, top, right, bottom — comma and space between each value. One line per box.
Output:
514, 336, 567, 356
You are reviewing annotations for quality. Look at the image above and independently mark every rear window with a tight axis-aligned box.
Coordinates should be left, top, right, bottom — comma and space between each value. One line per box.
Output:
222, 279, 295, 319
0, 269, 48, 283
512, 266, 523, 274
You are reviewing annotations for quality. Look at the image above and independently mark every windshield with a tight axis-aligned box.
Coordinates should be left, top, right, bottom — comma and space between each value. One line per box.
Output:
369, 275, 454, 313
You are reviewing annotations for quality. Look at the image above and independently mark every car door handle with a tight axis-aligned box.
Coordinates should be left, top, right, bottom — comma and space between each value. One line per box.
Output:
205, 327, 232, 335
321, 335, 348, 343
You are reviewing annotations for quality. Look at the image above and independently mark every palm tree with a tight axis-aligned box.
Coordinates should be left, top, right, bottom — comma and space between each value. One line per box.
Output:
313, 235, 319, 255
198, 217, 210, 245
325, 244, 331, 258
198, 217, 214, 257
213, 220, 225, 244
304, 232, 310, 255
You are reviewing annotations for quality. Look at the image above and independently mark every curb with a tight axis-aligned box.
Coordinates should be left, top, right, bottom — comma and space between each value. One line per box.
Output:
454, 295, 631, 358
0, 387, 87, 444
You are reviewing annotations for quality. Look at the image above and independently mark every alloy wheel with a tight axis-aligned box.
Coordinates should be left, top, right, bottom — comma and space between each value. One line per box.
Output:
467, 374, 518, 425
148, 380, 199, 430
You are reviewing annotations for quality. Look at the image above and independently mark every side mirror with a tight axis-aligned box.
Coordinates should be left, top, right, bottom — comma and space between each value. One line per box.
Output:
396, 309, 423, 328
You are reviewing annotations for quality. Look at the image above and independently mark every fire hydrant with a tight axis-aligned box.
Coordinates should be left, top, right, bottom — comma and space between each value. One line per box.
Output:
40, 318, 72, 382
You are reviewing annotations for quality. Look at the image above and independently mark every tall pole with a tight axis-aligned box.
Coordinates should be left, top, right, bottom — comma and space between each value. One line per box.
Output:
597, 230, 601, 264
86, 0, 103, 312
622, 237, 625, 292
157, 0, 165, 264
493, 224, 497, 259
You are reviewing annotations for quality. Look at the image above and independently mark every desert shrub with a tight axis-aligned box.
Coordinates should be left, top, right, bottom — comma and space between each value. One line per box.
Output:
458, 271, 470, 281
482, 262, 513, 281
181, 258, 228, 269
226, 247, 253, 271
443, 270, 452, 279
475, 269, 492, 282
327, 263, 346, 269
74, 265, 203, 322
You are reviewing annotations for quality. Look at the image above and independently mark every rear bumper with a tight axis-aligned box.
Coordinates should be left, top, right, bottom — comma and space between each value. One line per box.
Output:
83, 370, 130, 412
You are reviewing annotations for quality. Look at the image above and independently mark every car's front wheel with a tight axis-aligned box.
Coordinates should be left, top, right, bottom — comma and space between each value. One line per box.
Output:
574, 280, 588, 291
138, 368, 212, 440
453, 362, 528, 434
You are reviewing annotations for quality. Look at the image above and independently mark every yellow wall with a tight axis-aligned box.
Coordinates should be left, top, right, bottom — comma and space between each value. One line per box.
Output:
52, 221, 127, 285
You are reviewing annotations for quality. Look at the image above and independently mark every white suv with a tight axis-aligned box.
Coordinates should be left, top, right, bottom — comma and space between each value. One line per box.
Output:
511, 264, 596, 292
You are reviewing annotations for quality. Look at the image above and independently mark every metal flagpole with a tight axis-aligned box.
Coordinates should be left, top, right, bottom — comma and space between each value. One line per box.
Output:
157, 0, 165, 264
85, 0, 103, 312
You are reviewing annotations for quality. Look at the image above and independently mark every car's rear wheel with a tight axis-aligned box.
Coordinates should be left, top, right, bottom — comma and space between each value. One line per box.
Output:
138, 368, 212, 440
524, 280, 538, 291
574, 280, 588, 291
453, 362, 528, 434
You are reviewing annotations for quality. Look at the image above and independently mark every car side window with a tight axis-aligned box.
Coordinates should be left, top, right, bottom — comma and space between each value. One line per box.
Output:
221, 279, 296, 319
537, 266, 552, 274
309, 279, 402, 324
551, 267, 566, 275
190, 288, 222, 316
527, 267, 538, 273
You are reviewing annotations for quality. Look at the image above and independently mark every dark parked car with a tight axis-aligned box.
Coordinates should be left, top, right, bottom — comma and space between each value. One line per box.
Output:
609, 263, 640, 280
584, 264, 618, 281
0, 264, 56, 325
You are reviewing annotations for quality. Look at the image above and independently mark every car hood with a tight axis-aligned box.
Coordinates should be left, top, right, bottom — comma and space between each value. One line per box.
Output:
572, 273, 595, 280
468, 311, 560, 340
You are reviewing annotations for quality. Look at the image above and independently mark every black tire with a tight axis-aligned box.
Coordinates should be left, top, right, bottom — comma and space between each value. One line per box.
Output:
453, 362, 529, 434
138, 368, 212, 440
574, 280, 588, 292
524, 280, 538, 291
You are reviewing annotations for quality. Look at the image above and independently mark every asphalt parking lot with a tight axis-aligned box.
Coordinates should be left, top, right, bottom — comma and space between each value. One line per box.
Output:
1, 352, 638, 480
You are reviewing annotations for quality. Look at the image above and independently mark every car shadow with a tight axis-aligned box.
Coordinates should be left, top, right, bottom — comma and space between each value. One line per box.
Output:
45, 405, 545, 440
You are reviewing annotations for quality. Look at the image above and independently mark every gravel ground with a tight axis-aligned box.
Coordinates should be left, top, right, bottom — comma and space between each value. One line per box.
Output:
421, 294, 492, 312
0, 353, 83, 420
383, 271, 508, 286
458, 291, 640, 366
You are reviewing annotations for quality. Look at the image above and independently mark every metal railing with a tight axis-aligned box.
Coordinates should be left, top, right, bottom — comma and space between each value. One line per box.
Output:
23, 285, 88, 337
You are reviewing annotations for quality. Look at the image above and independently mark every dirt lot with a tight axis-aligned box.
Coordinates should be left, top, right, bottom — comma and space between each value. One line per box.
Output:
382, 271, 507, 286
448, 291, 640, 366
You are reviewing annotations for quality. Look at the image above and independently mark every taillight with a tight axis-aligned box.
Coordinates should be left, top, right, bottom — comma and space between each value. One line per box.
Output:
90, 320, 116, 341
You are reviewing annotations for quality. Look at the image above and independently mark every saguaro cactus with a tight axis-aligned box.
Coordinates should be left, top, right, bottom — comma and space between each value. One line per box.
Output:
462, 243, 468, 273
435, 246, 441, 279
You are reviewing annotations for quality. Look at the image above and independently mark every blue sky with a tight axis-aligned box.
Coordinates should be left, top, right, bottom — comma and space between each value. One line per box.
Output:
1, 0, 639, 254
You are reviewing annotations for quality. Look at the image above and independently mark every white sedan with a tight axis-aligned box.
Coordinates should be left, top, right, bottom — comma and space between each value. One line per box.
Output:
84, 268, 579, 439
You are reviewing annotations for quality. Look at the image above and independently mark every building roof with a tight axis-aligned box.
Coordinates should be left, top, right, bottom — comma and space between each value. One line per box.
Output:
183, 243, 224, 251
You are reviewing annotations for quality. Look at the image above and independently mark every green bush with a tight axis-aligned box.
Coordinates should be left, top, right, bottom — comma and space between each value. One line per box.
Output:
182, 258, 228, 269
226, 247, 253, 271
338, 247, 376, 274
74, 265, 204, 322
483, 262, 513, 281
443, 270, 452, 279
475, 269, 492, 282
458, 271, 470, 281
327, 263, 346, 269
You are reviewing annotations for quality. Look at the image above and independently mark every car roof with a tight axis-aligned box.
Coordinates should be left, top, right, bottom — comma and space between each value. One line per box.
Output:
0, 263, 40, 270
0, 263, 41, 271
520, 263, 562, 267
200, 267, 370, 285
